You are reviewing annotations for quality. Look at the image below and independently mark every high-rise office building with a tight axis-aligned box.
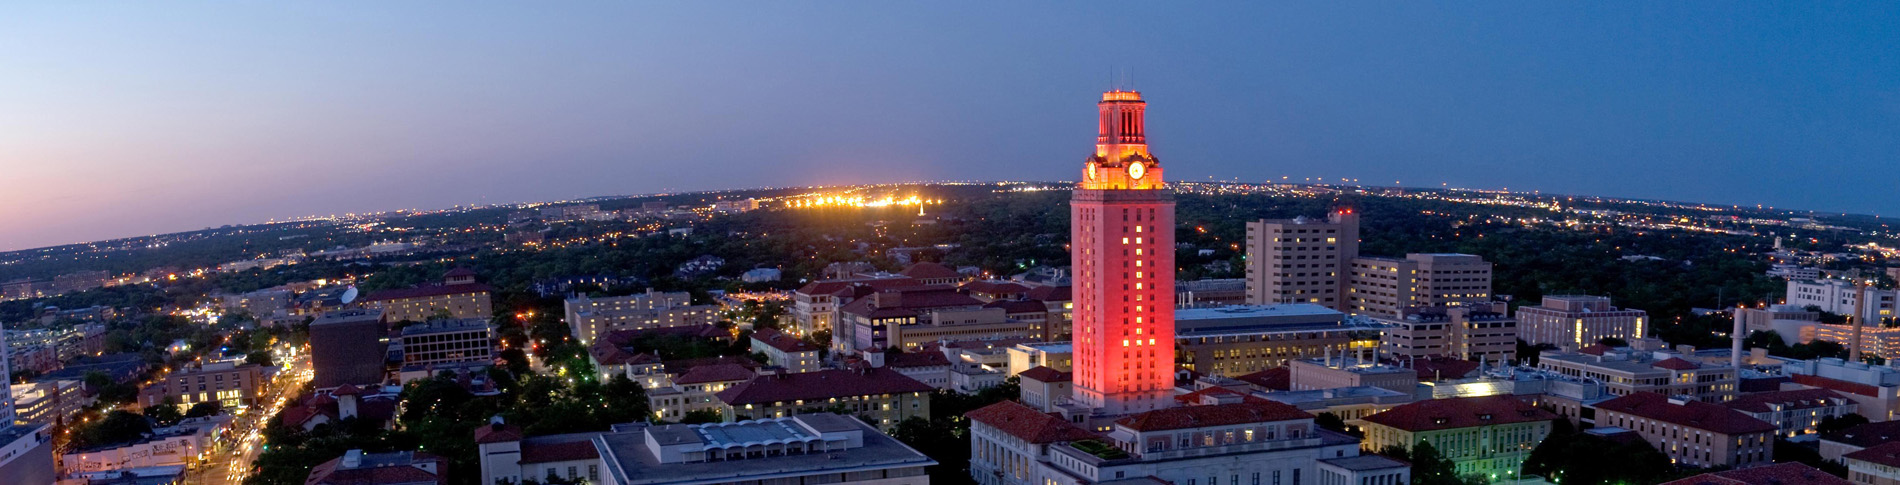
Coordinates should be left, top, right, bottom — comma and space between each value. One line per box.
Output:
1070, 90, 1176, 415
309, 309, 390, 389
1244, 211, 1360, 310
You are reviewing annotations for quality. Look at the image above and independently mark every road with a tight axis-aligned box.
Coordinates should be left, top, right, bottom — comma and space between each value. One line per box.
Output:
188, 349, 311, 485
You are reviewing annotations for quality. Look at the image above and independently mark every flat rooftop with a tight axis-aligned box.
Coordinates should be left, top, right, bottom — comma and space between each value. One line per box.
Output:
1319, 454, 1410, 472
1013, 341, 1073, 353
1259, 385, 1411, 405
399, 318, 491, 336
597, 416, 934, 485
312, 309, 383, 326
1177, 304, 1342, 320
1541, 352, 1675, 375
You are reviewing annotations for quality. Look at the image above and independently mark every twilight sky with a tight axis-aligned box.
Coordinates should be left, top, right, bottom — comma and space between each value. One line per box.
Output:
4, 3, 1898, 251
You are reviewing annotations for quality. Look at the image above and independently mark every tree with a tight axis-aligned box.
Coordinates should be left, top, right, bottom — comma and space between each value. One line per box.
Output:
681, 409, 722, 424
1314, 412, 1359, 437
890, 416, 970, 484
144, 401, 185, 427
1398, 441, 1485, 485
77, 411, 154, 448
1524, 419, 1676, 485
247, 351, 275, 367
186, 401, 223, 419
1819, 414, 1870, 435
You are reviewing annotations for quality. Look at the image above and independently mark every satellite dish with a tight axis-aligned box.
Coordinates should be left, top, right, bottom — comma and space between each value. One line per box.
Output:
340, 286, 360, 305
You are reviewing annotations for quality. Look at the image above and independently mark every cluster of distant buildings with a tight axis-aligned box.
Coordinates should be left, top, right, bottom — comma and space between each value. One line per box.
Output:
0, 270, 111, 302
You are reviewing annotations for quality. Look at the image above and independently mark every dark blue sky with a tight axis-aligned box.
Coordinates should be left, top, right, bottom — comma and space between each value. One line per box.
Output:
4, 3, 1897, 251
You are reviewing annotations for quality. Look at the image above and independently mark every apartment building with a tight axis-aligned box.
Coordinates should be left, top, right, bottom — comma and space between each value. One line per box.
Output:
358, 268, 494, 323
1348, 253, 1493, 318
565, 290, 718, 345
1594, 392, 1777, 469
1244, 210, 1360, 310
140, 360, 264, 410
1515, 295, 1650, 348
790, 275, 921, 338
395, 318, 493, 380
837, 286, 986, 353
748, 328, 820, 373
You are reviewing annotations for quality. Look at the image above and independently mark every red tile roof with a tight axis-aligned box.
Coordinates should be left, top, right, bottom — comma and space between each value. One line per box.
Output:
1594, 392, 1776, 435
1235, 368, 1290, 391
473, 423, 524, 444
1659, 462, 1849, 485
360, 282, 493, 302
1115, 401, 1313, 432
1845, 441, 1900, 469
715, 367, 934, 405
1017, 366, 1071, 383
1578, 344, 1611, 356
1791, 373, 1881, 397
331, 384, 362, 396
442, 267, 477, 279
1822, 420, 1900, 449
965, 400, 1098, 444
1720, 388, 1849, 414
1653, 357, 1702, 371
588, 340, 639, 366
901, 262, 962, 280
796, 277, 922, 297
663, 356, 761, 375
305, 451, 447, 485
1025, 285, 1072, 302
751, 328, 819, 353
1362, 395, 1557, 432
984, 300, 1047, 314
963, 280, 1032, 296
1408, 357, 1480, 381
838, 286, 984, 320
674, 363, 758, 385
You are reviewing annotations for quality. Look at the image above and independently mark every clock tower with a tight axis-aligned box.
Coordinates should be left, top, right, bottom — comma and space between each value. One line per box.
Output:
1071, 90, 1175, 415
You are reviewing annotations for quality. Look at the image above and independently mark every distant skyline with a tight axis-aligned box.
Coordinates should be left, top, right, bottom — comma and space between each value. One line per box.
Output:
4, 3, 1897, 252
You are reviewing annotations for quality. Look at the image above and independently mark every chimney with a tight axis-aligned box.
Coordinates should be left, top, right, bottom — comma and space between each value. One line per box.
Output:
865, 349, 886, 368
339, 393, 360, 420
1731, 305, 1745, 372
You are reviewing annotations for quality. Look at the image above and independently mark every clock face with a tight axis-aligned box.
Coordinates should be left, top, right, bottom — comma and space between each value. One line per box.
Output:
1087, 162, 1097, 180
1128, 161, 1146, 179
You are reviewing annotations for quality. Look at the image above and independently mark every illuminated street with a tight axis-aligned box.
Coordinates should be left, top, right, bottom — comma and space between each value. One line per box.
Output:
187, 347, 310, 485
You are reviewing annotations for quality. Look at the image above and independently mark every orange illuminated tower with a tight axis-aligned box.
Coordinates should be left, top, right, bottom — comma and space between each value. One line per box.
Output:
1071, 90, 1175, 415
